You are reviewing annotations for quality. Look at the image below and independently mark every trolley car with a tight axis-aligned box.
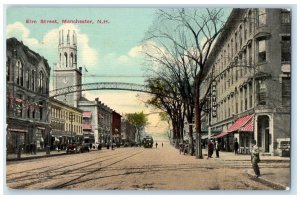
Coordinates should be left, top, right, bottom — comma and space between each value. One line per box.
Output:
142, 136, 154, 148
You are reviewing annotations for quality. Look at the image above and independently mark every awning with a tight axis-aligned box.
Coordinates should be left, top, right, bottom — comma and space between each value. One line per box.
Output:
227, 114, 254, 133
240, 119, 254, 132
83, 111, 92, 118
83, 123, 92, 130
212, 131, 229, 138
8, 128, 28, 133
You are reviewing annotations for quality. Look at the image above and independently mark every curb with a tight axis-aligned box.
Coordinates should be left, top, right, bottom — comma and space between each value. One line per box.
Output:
246, 170, 289, 190
6, 152, 70, 161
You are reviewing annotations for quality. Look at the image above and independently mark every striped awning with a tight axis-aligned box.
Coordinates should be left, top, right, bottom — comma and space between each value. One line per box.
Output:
83, 123, 92, 130
227, 114, 254, 133
212, 131, 229, 138
83, 111, 92, 118
240, 119, 254, 132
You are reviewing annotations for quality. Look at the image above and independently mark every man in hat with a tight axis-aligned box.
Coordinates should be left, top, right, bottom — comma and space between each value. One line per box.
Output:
251, 139, 261, 178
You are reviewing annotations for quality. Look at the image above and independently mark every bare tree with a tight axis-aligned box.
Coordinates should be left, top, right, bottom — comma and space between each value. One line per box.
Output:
144, 8, 226, 158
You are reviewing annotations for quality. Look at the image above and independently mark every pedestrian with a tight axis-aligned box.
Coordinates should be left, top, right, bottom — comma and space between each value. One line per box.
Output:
251, 139, 261, 178
207, 140, 214, 159
155, 142, 158, 148
161, 142, 163, 148
215, 141, 221, 158
234, 140, 239, 155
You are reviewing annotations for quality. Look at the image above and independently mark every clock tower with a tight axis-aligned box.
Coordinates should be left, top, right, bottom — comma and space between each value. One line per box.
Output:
53, 29, 82, 107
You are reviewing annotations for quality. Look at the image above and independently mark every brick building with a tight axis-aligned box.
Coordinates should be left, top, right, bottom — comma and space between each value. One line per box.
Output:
6, 37, 51, 154
202, 8, 291, 155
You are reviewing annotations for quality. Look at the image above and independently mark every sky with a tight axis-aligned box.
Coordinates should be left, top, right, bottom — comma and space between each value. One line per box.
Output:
5, 6, 233, 137
6, 6, 171, 137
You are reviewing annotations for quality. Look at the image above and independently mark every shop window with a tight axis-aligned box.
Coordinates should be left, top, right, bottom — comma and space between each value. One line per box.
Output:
281, 36, 291, 62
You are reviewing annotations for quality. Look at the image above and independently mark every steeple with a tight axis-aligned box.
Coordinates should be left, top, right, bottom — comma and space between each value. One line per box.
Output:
57, 29, 77, 69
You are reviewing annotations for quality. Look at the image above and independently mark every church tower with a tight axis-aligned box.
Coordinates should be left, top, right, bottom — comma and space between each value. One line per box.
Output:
53, 30, 82, 107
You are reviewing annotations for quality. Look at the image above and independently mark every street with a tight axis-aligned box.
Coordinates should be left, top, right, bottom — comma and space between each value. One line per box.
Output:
6, 142, 289, 190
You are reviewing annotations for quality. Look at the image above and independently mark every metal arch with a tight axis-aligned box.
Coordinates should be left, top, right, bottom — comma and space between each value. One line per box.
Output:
49, 82, 152, 98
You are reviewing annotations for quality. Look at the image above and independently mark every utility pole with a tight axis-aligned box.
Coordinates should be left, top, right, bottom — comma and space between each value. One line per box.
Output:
69, 113, 74, 143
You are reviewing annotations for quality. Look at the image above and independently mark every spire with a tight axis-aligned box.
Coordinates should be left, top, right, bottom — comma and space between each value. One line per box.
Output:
67, 30, 70, 44
59, 30, 61, 45
73, 30, 77, 46
61, 30, 64, 44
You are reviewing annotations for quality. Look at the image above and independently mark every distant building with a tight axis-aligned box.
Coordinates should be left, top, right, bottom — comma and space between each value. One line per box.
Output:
112, 111, 122, 144
49, 98, 83, 149
78, 97, 113, 145
6, 37, 51, 154
202, 8, 291, 155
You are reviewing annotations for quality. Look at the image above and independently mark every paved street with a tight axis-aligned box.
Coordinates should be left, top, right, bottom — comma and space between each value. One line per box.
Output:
6, 142, 290, 190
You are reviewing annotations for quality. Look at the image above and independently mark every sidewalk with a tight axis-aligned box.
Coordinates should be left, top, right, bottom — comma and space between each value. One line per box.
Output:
6, 150, 68, 161
202, 148, 290, 190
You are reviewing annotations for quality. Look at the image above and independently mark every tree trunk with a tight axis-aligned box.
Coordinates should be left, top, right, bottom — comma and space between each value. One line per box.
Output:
194, 83, 203, 159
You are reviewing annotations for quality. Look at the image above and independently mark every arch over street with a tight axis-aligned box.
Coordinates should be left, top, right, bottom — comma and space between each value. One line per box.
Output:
49, 82, 153, 98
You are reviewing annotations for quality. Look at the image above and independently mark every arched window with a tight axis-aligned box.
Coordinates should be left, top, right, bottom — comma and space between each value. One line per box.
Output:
70, 53, 74, 67
31, 70, 35, 91
39, 71, 44, 93
16, 60, 22, 85
64, 52, 68, 67
6, 57, 10, 82
75, 54, 77, 64
25, 70, 30, 89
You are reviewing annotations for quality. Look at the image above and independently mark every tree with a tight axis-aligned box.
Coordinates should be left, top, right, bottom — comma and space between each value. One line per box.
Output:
144, 8, 226, 158
146, 77, 185, 147
125, 112, 148, 144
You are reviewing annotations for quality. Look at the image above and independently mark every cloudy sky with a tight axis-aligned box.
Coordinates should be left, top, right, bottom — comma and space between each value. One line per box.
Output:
6, 6, 171, 137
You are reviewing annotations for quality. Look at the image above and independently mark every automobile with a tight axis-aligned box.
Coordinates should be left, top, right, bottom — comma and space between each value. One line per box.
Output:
66, 143, 79, 153
78, 143, 90, 153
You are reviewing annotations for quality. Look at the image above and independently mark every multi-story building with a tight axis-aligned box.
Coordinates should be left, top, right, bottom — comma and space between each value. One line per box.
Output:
6, 37, 51, 154
78, 97, 113, 145
202, 8, 291, 155
121, 118, 136, 145
49, 98, 83, 149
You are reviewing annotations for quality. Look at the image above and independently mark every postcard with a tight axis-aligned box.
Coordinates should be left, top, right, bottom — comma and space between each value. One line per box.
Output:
4, 6, 292, 192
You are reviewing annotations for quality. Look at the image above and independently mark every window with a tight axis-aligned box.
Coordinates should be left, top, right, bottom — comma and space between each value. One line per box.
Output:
239, 25, 243, 48
16, 61, 23, 85
282, 77, 291, 106
281, 36, 291, 62
281, 9, 291, 24
64, 52, 68, 67
249, 82, 253, 108
244, 86, 248, 110
248, 43, 252, 66
258, 8, 266, 27
16, 94, 23, 118
25, 70, 29, 89
6, 57, 10, 82
235, 32, 238, 53
70, 53, 74, 67
258, 40, 266, 62
39, 102, 43, 120
39, 71, 44, 93
31, 70, 35, 91
248, 10, 253, 34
